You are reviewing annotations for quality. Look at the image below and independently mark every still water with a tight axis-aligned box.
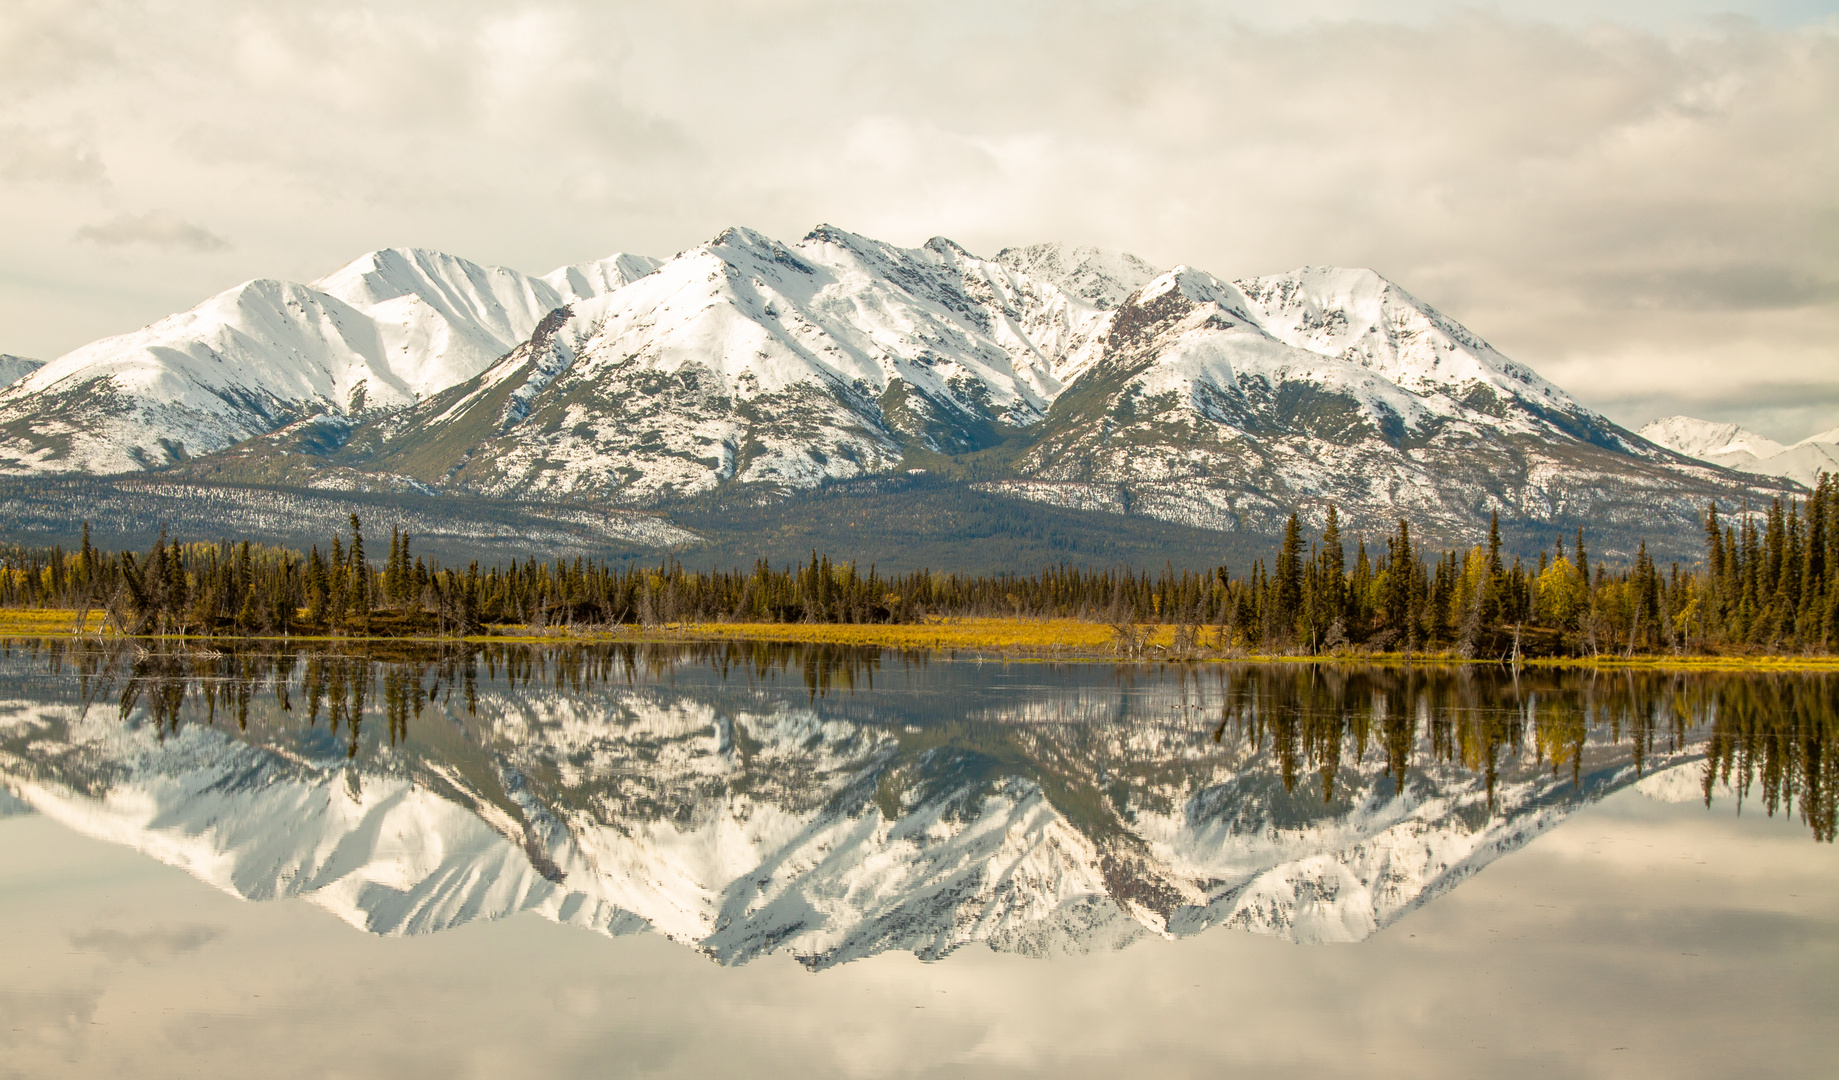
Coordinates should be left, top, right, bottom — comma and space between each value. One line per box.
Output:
0, 640, 1834, 1078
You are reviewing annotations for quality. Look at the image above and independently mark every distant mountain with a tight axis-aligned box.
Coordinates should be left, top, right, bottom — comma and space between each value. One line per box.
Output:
0, 225, 1788, 555
1639, 416, 1784, 461
0, 354, 41, 388
1639, 415, 1838, 488
541, 253, 664, 302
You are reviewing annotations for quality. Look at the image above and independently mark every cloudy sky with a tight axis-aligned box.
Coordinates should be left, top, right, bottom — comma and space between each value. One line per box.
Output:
2, 0, 1835, 438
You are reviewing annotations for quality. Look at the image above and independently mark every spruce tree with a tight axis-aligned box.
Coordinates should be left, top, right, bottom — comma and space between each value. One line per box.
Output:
79, 521, 96, 601
1484, 511, 1504, 627
1321, 506, 1346, 637
1704, 503, 1726, 637
348, 514, 369, 628
1274, 513, 1304, 641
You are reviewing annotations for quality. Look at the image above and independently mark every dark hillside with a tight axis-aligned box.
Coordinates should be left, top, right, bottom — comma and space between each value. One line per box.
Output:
669, 475, 1281, 575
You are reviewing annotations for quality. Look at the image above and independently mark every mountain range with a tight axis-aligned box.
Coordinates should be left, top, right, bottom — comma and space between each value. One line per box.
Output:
1639, 416, 1839, 488
0, 226, 1792, 560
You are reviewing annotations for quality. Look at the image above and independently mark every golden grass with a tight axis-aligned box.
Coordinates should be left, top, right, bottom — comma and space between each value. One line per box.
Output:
3, 608, 1838, 671
1514, 653, 1839, 672
656, 617, 1119, 653
0, 609, 109, 635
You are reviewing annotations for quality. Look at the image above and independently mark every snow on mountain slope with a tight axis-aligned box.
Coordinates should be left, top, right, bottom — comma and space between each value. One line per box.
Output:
0, 354, 41, 388
0, 224, 1786, 549
0, 247, 657, 476
309, 247, 573, 396
1639, 415, 1837, 487
136, 225, 1781, 547
1755, 443, 1839, 487
0, 277, 411, 475
265, 225, 1150, 503
1638, 416, 1785, 461
541, 253, 662, 302
1234, 265, 1586, 419
994, 262, 1754, 543
993, 243, 1159, 310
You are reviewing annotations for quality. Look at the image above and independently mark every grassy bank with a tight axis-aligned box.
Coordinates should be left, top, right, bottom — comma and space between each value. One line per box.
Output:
5, 609, 1838, 671
0, 609, 108, 635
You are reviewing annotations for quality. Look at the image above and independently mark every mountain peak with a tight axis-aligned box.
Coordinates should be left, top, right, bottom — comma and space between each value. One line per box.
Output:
796, 223, 930, 269
312, 246, 475, 296
0, 354, 44, 389
704, 226, 817, 276
800, 222, 872, 247
994, 242, 1159, 310
921, 236, 973, 259
708, 225, 776, 251
0, 245, 578, 474
1639, 416, 1784, 460
540, 253, 661, 303
1128, 265, 1249, 316
1228, 262, 1575, 410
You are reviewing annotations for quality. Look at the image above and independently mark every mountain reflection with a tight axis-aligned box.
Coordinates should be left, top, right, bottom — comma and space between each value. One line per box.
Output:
1, 639, 1833, 968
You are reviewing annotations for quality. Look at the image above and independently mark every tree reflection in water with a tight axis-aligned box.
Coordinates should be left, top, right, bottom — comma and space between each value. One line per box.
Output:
16, 638, 1829, 844
3, 636, 1834, 965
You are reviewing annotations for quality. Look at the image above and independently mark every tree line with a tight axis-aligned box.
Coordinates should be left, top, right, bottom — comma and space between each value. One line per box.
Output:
0, 476, 1834, 657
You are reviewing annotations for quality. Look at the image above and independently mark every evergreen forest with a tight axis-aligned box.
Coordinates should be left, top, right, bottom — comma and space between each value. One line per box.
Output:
1, 477, 1837, 659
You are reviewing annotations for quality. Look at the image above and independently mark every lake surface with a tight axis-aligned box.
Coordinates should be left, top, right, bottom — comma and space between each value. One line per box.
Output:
1, 640, 1834, 1078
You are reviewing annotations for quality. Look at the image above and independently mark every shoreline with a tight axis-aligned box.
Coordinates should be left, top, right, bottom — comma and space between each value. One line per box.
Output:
4, 611, 1836, 672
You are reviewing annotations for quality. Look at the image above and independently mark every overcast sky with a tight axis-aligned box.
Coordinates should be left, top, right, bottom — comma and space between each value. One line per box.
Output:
2, 0, 1834, 438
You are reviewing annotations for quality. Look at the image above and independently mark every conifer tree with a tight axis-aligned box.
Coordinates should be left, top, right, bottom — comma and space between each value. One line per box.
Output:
348, 514, 369, 629
1274, 513, 1304, 642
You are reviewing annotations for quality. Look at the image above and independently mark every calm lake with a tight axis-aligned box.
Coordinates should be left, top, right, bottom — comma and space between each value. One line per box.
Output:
1, 641, 1834, 1078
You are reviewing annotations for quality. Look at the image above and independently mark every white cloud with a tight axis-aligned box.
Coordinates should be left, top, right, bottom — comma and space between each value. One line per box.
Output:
74, 211, 230, 252
0, 1, 1833, 437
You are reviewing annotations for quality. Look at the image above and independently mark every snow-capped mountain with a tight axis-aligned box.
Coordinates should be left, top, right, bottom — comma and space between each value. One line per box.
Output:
0, 248, 658, 474
0, 354, 41, 388
0, 648, 1720, 967
982, 259, 1743, 541
217, 226, 1144, 502
0, 225, 1785, 548
1639, 415, 1837, 488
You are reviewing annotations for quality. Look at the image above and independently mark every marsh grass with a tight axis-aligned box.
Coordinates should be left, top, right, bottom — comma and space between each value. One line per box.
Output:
4, 609, 1839, 671
0, 609, 107, 635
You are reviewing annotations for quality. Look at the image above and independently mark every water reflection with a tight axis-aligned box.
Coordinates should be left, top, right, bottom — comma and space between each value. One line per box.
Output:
0, 639, 1832, 967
